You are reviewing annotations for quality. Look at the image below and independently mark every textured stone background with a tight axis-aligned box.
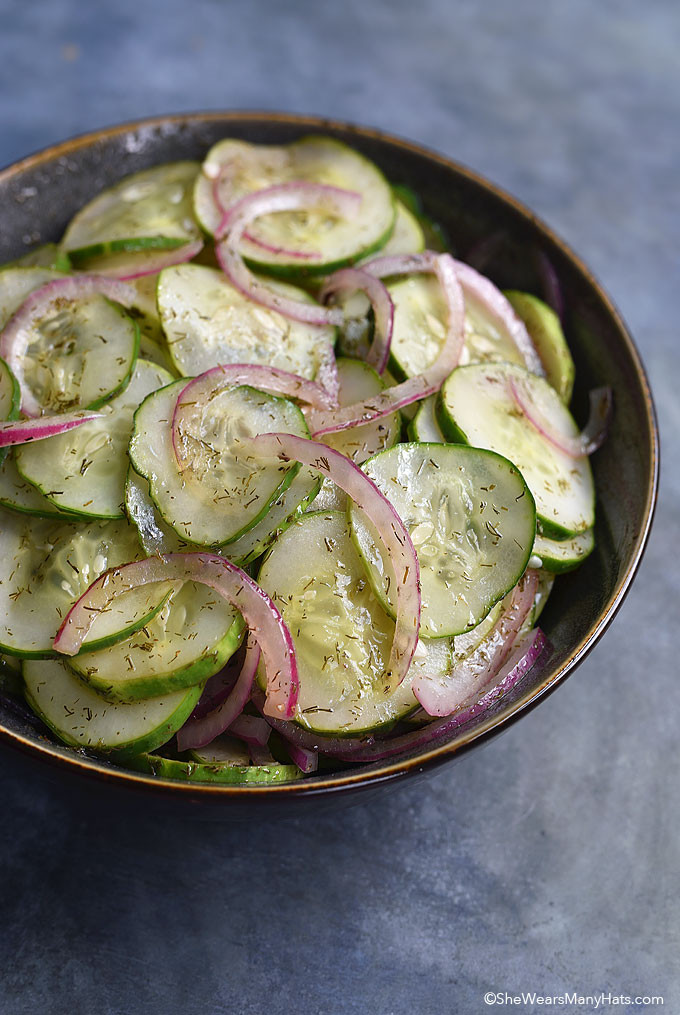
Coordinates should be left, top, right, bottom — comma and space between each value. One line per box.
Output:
0, 1, 677, 1012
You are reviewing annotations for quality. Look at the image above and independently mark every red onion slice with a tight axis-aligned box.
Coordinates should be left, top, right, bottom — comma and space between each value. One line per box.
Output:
227, 712, 271, 747
52, 554, 299, 719
510, 378, 613, 458
188, 661, 240, 721
413, 570, 539, 716
252, 689, 376, 756
534, 249, 565, 324
331, 626, 550, 763
175, 636, 261, 752
307, 253, 465, 436
96, 239, 204, 280
211, 165, 322, 262
320, 267, 394, 374
450, 258, 545, 375
215, 183, 362, 327
0, 275, 136, 416
0, 410, 103, 448
315, 342, 340, 407
283, 742, 318, 774
364, 252, 543, 374
170, 363, 336, 469
249, 432, 421, 694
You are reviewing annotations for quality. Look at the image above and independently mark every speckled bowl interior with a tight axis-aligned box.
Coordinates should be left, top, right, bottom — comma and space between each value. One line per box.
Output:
0, 113, 658, 814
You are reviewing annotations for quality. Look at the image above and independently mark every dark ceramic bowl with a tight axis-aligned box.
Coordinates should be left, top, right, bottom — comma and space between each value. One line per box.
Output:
0, 113, 658, 815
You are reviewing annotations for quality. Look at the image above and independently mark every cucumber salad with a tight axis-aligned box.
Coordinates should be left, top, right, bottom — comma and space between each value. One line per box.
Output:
0, 136, 612, 785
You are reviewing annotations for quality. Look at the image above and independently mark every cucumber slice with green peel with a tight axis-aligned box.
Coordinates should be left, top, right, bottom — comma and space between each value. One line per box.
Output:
0, 659, 23, 696
0, 267, 64, 328
386, 274, 528, 383
533, 529, 594, 573
0, 511, 173, 657
358, 198, 424, 261
125, 752, 303, 784
504, 290, 575, 403
67, 581, 245, 702
1, 652, 22, 675
128, 272, 161, 322
531, 571, 555, 624
349, 443, 536, 638
0, 358, 20, 421
61, 161, 202, 265
310, 357, 401, 513
257, 511, 453, 737
194, 136, 395, 275
438, 362, 595, 538
125, 466, 191, 556
119, 272, 173, 352
23, 658, 201, 758
225, 466, 321, 565
123, 273, 178, 373
189, 736, 250, 765
129, 380, 309, 547
138, 330, 177, 375
0, 453, 84, 519
0, 357, 20, 466
450, 600, 503, 662
128, 458, 320, 564
390, 184, 449, 253
16, 359, 174, 520
407, 395, 446, 443
19, 294, 140, 413
1, 244, 71, 271
157, 263, 336, 379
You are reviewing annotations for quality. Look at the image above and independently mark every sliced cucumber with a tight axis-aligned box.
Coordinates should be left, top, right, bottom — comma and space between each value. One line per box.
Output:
0, 267, 64, 328
310, 357, 401, 512
0, 357, 20, 421
504, 290, 574, 403
0, 453, 83, 519
349, 443, 536, 638
129, 380, 308, 546
257, 511, 452, 737
20, 293, 140, 413
359, 198, 424, 261
16, 359, 173, 519
387, 274, 528, 382
407, 395, 446, 443
0, 512, 172, 657
128, 449, 319, 564
189, 736, 250, 765
532, 570, 555, 623
390, 184, 448, 253
125, 752, 302, 784
194, 136, 395, 274
0, 357, 20, 467
125, 466, 190, 556
533, 529, 594, 573
67, 581, 245, 701
61, 162, 202, 265
1, 244, 70, 271
438, 363, 595, 538
23, 658, 201, 759
224, 467, 320, 565
124, 272, 175, 356
0, 656, 23, 696
158, 263, 336, 379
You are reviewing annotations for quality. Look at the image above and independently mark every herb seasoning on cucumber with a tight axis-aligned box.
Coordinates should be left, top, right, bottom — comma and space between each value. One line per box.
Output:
0, 136, 611, 783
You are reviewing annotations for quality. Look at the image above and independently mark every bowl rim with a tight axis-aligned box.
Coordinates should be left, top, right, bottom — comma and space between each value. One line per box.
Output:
0, 110, 660, 802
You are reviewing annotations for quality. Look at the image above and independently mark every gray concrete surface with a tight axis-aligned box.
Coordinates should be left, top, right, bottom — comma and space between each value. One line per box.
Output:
0, 1, 677, 1012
